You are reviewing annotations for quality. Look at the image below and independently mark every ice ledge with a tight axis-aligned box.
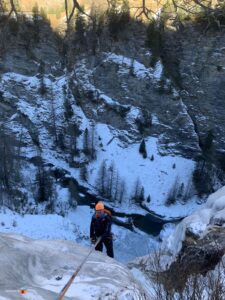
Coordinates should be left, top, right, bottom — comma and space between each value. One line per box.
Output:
0, 233, 147, 300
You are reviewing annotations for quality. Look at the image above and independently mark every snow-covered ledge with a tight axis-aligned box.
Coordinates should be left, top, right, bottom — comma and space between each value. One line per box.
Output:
163, 185, 225, 261
0, 234, 147, 300
128, 186, 225, 296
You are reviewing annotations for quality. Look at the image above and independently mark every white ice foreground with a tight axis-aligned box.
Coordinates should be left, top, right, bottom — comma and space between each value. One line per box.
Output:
0, 234, 147, 300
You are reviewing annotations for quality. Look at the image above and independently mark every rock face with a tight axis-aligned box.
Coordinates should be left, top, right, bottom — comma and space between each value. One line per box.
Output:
71, 24, 225, 164
127, 186, 225, 296
161, 226, 225, 291
73, 52, 200, 158
0, 15, 225, 213
1, 19, 225, 162
161, 25, 225, 164
0, 233, 147, 300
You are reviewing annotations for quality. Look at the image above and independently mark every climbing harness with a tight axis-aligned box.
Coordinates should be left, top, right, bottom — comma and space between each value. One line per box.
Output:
56, 236, 102, 300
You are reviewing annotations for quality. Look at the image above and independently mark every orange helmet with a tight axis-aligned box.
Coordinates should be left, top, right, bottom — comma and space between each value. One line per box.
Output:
95, 202, 104, 211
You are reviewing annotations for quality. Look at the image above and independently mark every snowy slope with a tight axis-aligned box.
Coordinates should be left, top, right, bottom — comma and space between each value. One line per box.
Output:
1, 69, 198, 219
0, 233, 148, 300
0, 206, 159, 263
72, 57, 198, 218
0, 59, 202, 268
89, 123, 197, 217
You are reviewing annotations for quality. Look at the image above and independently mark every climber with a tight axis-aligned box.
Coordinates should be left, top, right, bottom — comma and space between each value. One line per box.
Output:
90, 201, 114, 258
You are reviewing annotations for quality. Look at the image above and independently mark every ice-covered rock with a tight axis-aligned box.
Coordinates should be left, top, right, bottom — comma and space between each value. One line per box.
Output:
163, 186, 225, 259
128, 186, 225, 294
0, 233, 147, 300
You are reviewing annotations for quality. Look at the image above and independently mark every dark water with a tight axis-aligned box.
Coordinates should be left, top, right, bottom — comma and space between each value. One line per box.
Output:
60, 176, 181, 237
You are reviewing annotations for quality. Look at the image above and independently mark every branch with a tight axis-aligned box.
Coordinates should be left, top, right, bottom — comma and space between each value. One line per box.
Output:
171, 0, 198, 15
67, 0, 90, 24
193, 0, 214, 12
8, 0, 18, 20
133, 0, 157, 20
65, 0, 69, 23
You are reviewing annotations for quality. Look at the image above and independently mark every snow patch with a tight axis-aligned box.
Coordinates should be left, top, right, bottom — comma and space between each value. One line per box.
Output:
104, 52, 163, 80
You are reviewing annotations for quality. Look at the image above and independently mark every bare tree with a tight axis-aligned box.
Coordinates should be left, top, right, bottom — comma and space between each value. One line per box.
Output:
134, 0, 158, 20
65, 0, 69, 22
50, 84, 58, 145
113, 170, 119, 201
170, 0, 224, 30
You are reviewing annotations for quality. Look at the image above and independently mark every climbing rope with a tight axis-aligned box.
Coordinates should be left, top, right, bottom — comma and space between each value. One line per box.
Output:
56, 237, 102, 300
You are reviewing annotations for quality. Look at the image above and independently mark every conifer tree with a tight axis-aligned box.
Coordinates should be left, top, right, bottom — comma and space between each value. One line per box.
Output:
35, 156, 53, 203
107, 162, 116, 199
75, 10, 86, 47
139, 139, 147, 158
0, 126, 19, 190
96, 160, 107, 196
120, 0, 130, 25
38, 61, 47, 95
83, 128, 90, 155
107, 0, 120, 38
146, 194, 151, 203
80, 165, 88, 181
138, 187, 145, 205
118, 179, 126, 204
63, 86, 74, 121
131, 178, 143, 205
90, 123, 96, 160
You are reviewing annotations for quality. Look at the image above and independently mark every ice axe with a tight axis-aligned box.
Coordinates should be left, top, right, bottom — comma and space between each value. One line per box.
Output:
56, 236, 102, 300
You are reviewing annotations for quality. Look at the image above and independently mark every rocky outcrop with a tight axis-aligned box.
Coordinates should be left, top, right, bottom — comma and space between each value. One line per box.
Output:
1, 16, 225, 163
158, 186, 225, 290
72, 52, 201, 157
161, 24, 225, 164
161, 226, 225, 291
127, 186, 225, 296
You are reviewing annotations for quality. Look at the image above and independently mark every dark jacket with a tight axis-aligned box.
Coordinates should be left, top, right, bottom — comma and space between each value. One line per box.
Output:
90, 210, 112, 239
